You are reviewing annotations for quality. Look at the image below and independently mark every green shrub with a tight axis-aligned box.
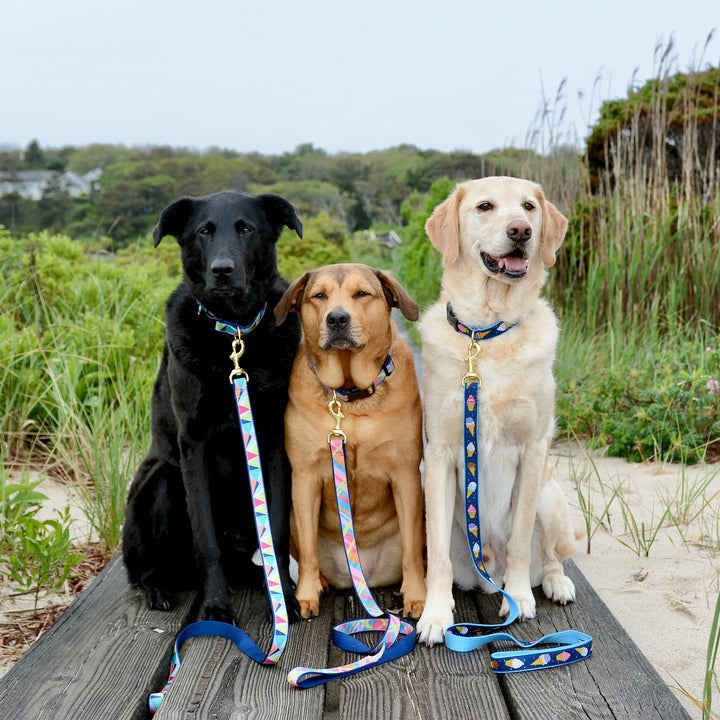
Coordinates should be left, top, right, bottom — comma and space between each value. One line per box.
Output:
557, 332, 720, 463
0, 469, 85, 613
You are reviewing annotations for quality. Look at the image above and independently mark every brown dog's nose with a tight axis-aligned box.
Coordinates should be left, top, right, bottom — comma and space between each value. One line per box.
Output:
506, 220, 532, 242
326, 310, 351, 329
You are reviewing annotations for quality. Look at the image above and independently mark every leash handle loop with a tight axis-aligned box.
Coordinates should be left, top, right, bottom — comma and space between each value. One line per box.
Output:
287, 432, 415, 687
445, 378, 593, 671
148, 375, 289, 712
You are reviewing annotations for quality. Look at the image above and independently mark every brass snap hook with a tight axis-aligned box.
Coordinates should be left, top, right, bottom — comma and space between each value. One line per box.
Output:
229, 334, 248, 383
461, 339, 482, 387
327, 391, 347, 443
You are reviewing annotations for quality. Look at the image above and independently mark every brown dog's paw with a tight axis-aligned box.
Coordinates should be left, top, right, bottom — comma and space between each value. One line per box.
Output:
299, 597, 321, 619
296, 574, 325, 618
403, 598, 426, 619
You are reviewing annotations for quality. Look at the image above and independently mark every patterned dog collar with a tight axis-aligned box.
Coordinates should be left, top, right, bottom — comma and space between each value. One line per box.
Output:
312, 351, 395, 402
198, 301, 267, 336
446, 302, 517, 341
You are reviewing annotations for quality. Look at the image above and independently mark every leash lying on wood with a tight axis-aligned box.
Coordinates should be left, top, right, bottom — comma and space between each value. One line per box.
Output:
287, 368, 416, 687
148, 304, 289, 713
444, 303, 592, 670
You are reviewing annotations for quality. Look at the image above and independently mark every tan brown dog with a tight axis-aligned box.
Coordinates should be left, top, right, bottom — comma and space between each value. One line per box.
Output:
274, 263, 426, 619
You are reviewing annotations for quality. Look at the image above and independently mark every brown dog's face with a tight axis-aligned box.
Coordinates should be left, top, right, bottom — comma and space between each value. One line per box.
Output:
302, 266, 387, 352
275, 263, 418, 389
425, 177, 568, 286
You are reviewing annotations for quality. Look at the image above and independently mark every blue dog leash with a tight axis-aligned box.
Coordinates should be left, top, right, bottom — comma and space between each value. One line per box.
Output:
149, 303, 289, 713
444, 305, 593, 671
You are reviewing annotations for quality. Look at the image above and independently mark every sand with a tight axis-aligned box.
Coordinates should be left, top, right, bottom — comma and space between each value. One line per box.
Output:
551, 441, 720, 720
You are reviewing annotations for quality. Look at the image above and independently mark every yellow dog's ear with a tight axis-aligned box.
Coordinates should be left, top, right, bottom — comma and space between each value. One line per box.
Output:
540, 193, 568, 267
425, 184, 466, 267
274, 272, 310, 325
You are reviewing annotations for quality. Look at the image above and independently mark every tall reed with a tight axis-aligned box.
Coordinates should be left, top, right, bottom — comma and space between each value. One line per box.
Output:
542, 42, 720, 337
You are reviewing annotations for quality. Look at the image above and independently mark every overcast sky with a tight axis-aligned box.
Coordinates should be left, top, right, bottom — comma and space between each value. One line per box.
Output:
2, 0, 717, 156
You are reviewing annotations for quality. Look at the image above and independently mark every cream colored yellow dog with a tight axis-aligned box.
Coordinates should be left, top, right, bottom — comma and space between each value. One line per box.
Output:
416, 177, 578, 646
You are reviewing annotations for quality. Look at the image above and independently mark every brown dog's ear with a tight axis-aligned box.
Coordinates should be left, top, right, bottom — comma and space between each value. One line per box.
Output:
540, 194, 568, 267
374, 269, 419, 321
153, 197, 195, 247
274, 272, 310, 325
424, 184, 466, 267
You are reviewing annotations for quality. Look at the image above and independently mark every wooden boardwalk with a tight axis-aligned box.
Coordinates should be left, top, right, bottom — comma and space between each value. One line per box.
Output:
0, 555, 691, 719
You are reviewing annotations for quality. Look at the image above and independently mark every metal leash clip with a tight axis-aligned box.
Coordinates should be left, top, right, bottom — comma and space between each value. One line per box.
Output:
327, 390, 347, 442
229, 333, 248, 383
461, 338, 482, 387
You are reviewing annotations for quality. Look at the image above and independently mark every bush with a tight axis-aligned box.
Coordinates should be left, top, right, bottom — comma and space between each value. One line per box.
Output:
557, 333, 720, 463
395, 177, 455, 313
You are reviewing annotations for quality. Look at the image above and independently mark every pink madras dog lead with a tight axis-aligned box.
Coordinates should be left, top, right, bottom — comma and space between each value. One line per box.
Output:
287, 392, 415, 687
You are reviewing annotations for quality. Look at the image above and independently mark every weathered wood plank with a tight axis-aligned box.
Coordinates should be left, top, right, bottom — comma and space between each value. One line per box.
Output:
472, 560, 692, 720
330, 587, 511, 720
155, 584, 334, 719
0, 554, 694, 720
0, 556, 198, 720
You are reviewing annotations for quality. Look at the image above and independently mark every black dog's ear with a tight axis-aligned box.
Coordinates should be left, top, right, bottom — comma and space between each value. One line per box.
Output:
259, 194, 303, 240
153, 198, 195, 247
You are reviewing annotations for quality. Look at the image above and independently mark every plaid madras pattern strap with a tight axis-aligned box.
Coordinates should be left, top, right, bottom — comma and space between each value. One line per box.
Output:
287, 436, 415, 687
444, 379, 593, 670
148, 376, 288, 713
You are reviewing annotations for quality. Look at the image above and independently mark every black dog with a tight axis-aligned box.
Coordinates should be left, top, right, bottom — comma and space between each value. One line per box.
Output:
123, 190, 302, 624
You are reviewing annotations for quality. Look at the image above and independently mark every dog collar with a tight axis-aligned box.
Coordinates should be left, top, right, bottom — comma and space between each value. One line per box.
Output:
446, 302, 517, 341
197, 301, 267, 336
312, 351, 395, 402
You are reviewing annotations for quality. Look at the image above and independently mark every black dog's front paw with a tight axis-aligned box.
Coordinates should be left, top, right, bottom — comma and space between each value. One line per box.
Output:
284, 592, 302, 623
145, 586, 176, 611
202, 599, 237, 625
264, 590, 301, 623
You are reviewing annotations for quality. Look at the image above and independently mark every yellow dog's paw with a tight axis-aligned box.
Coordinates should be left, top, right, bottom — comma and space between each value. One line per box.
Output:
416, 602, 454, 646
500, 590, 536, 621
542, 572, 576, 605
296, 576, 324, 618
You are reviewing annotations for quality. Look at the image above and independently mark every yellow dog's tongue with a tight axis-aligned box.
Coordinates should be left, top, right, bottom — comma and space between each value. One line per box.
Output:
499, 255, 527, 272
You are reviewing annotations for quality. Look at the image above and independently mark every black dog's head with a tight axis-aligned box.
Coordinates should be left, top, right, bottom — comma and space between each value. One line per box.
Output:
153, 190, 302, 317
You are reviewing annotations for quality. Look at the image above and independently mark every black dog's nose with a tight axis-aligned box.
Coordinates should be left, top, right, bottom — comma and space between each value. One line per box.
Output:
326, 310, 351, 329
506, 220, 532, 242
210, 258, 235, 276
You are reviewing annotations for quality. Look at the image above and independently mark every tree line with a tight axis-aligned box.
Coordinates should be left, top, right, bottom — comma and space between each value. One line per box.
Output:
1, 65, 718, 248
0, 140, 542, 246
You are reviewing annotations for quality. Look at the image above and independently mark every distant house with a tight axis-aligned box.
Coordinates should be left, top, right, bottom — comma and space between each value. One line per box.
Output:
0, 169, 101, 200
378, 230, 403, 249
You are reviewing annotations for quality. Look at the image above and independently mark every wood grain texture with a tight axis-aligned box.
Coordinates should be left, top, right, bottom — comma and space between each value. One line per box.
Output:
155, 584, 333, 720
0, 557, 692, 720
0, 556, 198, 720
330, 587, 511, 720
